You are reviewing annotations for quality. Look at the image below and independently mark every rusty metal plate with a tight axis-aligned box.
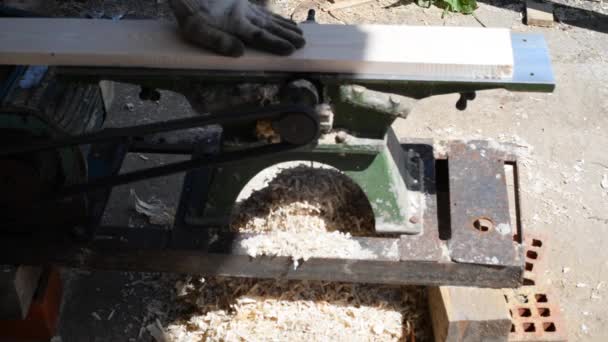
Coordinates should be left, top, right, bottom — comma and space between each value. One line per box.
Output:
448, 141, 520, 267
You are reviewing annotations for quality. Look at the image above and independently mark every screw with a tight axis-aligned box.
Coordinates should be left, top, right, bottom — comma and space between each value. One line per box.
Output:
409, 216, 420, 224
389, 96, 401, 106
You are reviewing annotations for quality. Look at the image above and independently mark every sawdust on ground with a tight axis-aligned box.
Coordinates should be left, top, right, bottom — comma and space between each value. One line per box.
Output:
165, 277, 427, 342
164, 165, 429, 341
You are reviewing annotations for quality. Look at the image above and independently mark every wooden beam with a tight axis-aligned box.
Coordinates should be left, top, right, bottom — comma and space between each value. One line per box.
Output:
429, 286, 511, 342
0, 18, 514, 80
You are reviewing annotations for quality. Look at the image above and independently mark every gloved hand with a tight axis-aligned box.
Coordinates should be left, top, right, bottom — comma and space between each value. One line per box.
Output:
169, 0, 305, 57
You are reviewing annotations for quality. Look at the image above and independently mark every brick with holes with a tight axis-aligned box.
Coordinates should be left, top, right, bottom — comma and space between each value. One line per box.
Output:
504, 287, 567, 342
520, 235, 547, 287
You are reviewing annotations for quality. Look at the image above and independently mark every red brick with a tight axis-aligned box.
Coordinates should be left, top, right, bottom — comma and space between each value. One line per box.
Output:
504, 287, 567, 342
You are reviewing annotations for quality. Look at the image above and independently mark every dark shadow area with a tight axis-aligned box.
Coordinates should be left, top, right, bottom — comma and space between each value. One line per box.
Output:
550, 2, 608, 34
57, 269, 179, 341
434, 159, 452, 241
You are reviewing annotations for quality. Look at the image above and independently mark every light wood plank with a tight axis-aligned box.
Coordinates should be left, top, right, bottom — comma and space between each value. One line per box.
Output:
0, 18, 514, 80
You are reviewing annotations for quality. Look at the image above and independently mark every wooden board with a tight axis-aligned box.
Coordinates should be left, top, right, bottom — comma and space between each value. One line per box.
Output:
429, 286, 511, 342
0, 18, 514, 80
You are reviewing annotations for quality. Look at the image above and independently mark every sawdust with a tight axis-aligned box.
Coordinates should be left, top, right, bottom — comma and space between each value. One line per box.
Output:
231, 165, 374, 235
231, 165, 377, 264
240, 231, 378, 269
164, 165, 429, 341
165, 277, 427, 342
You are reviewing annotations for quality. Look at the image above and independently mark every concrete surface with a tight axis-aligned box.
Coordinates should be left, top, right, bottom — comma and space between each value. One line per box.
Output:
40, 0, 608, 341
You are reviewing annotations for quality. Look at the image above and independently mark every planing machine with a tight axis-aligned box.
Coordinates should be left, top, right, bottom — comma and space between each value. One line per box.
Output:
0, 10, 554, 288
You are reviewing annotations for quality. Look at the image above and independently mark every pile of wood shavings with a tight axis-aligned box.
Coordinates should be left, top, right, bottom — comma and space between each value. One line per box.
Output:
165, 277, 428, 342
231, 165, 374, 235
231, 165, 376, 263
240, 230, 377, 268
163, 165, 430, 341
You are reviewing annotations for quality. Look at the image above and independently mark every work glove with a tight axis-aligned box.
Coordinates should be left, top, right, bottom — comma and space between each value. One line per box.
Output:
168, 0, 306, 57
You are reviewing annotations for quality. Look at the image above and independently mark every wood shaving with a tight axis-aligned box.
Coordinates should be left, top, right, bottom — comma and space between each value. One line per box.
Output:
231, 165, 374, 235
130, 189, 175, 226
240, 231, 377, 268
165, 277, 428, 342
231, 165, 375, 263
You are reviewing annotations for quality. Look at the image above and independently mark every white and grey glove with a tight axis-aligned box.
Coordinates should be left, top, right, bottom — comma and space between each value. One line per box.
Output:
169, 0, 306, 57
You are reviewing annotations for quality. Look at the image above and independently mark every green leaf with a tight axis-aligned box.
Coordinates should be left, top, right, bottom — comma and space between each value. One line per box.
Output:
447, 0, 478, 14
416, 0, 478, 14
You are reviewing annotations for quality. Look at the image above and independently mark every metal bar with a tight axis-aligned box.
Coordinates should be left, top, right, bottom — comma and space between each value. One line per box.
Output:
447, 141, 521, 267
128, 142, 196, 155
0, 237, 522, 288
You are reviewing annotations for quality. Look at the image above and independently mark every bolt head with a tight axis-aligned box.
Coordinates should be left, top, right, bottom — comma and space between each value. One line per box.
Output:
335, 131, 348, 143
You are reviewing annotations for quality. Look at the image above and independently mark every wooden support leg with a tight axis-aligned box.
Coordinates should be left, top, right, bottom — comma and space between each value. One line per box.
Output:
0, 265, 42, 320
526, 0, 555, 28
0, 267, 62, 341
429, 286, 512, 342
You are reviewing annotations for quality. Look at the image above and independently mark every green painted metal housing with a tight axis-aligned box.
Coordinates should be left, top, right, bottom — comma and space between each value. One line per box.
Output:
186, 128, 424, 235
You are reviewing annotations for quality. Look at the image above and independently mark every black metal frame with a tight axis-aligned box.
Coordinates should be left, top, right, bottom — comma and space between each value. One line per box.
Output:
0, 137, 525, 288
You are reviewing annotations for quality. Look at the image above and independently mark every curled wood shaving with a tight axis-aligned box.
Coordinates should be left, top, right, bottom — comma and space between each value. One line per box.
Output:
130, 189, 175, 226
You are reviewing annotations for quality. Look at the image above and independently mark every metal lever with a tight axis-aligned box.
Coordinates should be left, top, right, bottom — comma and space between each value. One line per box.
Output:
456, 92, 476, 110
303, 9, 316, 24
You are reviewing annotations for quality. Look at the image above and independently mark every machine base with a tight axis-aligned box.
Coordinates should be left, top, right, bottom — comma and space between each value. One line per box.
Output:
0, 139, 525, 288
